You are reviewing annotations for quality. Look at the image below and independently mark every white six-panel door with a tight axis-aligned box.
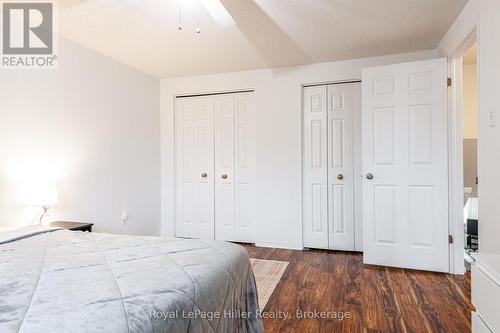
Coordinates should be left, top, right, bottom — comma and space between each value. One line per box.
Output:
176, 92, 255, 243
362, 58, 449, 272
303, 83, 358, 251
175, 96, 215, 240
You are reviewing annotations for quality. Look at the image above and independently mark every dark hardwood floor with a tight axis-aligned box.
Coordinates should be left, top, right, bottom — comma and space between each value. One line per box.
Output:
242, 244, 473, 333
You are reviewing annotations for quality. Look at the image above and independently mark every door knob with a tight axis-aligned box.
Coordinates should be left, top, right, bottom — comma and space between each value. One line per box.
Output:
337, 174, 344, 180
366, 173, 374, 180
221, 174, 228, 179
201, 172, 208, 178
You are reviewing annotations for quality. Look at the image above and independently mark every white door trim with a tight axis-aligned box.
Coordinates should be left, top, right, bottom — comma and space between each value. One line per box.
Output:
448, 28, 478, 275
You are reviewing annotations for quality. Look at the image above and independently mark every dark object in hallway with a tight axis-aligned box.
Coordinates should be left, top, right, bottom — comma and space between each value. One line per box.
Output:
466, 218, 479, 251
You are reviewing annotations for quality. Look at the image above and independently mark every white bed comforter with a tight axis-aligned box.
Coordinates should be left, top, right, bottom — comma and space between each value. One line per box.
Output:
0, 228, 263, 333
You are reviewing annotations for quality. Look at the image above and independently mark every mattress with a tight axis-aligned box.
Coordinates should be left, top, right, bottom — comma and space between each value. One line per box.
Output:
0, 227, 263, 333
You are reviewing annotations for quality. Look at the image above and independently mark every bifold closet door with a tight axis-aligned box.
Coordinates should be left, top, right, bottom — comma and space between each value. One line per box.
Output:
175, 96, 215, 240
175, 92, 255, 243
215, 93, 256, 243
303, 83, 357, 251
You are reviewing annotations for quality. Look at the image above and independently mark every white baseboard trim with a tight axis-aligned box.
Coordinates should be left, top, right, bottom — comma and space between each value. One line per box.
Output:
254, 241, 303, 250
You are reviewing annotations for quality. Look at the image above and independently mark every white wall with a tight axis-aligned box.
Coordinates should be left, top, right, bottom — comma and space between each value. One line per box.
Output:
0, 36, 161, 235
439, 0, 500, 254
463, 64, 478, 139
161, 49, 440, 249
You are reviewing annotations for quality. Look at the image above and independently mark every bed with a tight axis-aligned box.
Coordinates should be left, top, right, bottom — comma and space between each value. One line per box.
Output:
0, 227, 263, 333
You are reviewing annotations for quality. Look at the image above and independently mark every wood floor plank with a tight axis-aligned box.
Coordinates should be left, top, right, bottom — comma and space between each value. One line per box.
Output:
361, 266, 388, 332
241, 244, 472, 333
377, 268, 407, 333
386, 267, 432, 333
343, 255, 364, 332
319, 253, 347, 333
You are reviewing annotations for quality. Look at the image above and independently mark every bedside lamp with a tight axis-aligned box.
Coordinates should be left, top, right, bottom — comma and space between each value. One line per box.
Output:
31, 185, 59, 226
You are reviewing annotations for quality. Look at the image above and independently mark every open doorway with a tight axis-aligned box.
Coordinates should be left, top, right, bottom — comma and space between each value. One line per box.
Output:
461, 43, 479, 270
449, 32, 479, 275
462, 44, 478, 262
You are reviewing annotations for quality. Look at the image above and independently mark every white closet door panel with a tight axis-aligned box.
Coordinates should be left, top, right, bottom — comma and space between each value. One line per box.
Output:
175, 98, 196, 238
327, 84, 355, 250
362, 58, 449, 272
234, 93, 256, 242
303, 85, 328, 249
215, 94, 236, 241
175, 96, 215, 240
194, 97, 216, 239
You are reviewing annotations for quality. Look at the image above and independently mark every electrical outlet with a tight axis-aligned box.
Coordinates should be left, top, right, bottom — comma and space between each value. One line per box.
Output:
121, 211, 129, 225
489, 107, 497, 127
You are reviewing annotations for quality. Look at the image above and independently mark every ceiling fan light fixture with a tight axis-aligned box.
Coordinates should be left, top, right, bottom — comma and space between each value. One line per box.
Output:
201, 0, 235, 28
178, 5, 183, 31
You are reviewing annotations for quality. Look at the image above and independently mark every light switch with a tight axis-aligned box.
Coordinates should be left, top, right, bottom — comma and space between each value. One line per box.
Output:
121, 211, 129, 225
489, 107, 497, 127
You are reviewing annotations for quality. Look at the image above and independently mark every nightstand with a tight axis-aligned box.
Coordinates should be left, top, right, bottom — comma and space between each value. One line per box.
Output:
50, 221, 94, 232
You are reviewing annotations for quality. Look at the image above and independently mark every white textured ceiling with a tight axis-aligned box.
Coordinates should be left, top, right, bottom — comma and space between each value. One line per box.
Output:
57, 0, 468, 78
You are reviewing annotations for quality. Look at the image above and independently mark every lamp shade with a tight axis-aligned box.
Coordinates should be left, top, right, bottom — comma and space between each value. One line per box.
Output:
30, 185, 59, 207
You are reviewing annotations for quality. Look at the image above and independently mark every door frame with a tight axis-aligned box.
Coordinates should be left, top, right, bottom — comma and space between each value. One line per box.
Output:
448, 28, 478, 275
172, 89, 255, 238
300, 79, 363, 251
